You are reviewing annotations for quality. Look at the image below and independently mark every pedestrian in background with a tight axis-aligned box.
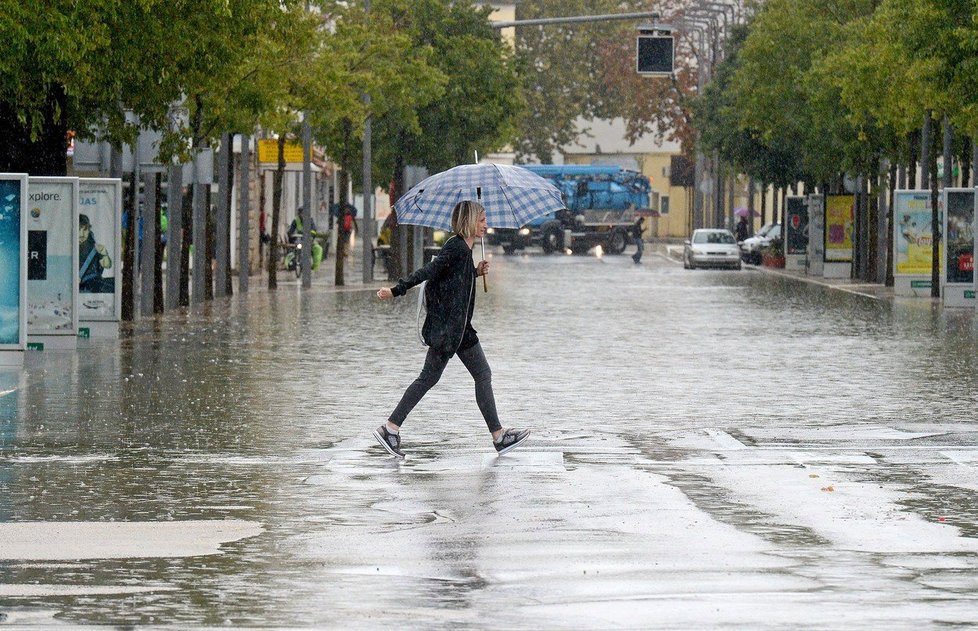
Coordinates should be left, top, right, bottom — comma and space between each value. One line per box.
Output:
631, 215, 645, 264
259, 208, 270, 266
374, 200, 530, 459
736, 215, 749, 242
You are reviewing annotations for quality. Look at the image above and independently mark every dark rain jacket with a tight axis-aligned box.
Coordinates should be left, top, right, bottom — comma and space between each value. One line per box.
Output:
392, 235, 477, 355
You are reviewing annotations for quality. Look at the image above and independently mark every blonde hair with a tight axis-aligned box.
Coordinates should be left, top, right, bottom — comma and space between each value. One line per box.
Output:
451, 200, 484, 238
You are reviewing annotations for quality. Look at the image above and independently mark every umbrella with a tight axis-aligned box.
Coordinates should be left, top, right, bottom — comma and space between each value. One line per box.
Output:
394, 163, 565, 291
394, 163, 564, 230
734, 207, 758, 218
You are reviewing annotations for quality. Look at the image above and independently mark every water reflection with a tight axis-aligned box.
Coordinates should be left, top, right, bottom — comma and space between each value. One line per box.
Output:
0, 250, 976, 625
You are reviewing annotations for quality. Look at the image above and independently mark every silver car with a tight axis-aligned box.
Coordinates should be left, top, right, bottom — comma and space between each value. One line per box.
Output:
683, 229, 742, 270
739, 222, 781, 264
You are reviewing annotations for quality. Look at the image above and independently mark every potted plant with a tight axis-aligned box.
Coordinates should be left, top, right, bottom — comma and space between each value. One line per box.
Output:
762, 237, 785, 268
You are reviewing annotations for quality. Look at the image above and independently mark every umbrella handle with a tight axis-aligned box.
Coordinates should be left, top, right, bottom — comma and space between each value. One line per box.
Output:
481, 237, 488, 293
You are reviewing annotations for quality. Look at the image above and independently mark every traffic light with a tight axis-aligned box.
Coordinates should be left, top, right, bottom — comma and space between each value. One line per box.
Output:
636, 33, 674, 76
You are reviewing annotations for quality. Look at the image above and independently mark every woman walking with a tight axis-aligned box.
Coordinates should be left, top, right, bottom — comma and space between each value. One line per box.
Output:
374, 200, 530, 459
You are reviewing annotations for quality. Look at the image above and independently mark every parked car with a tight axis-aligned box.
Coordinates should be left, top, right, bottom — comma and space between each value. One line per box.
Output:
739, 222, 781, 264
684, 229, 742, 270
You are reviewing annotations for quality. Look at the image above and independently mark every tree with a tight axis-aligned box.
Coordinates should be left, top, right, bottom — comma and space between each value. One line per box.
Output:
0, 1, 315, 174
316, 0, 522, 279
828, 0, 976, 292
306, 0, 448, 283
694, 25, 805, 189
512, 0, 633, 163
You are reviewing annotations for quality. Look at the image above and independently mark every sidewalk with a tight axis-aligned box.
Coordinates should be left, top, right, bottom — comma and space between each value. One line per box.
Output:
659, 240, 904, 303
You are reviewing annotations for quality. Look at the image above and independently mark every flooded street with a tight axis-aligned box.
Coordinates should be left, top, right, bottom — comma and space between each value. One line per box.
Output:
2, 246, 978, 628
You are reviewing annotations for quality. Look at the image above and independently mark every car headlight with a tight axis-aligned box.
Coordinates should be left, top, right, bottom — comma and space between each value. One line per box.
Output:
518, 228, 530, 236
486, 228, 495, 235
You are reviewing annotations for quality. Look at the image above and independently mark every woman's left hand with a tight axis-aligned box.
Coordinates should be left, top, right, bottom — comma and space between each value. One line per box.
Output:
476, 260, 490, 277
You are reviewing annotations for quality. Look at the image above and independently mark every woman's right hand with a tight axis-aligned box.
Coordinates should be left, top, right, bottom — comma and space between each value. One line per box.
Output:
377, 287, 394, 301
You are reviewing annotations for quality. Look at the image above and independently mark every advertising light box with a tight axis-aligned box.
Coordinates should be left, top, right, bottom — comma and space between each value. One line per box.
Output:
942, 188, 975, 307
0, 174, 28, 355
824, 195, 854, 263
894, 191, 942, 276
78, 179, 122, 322
26, 177, 79, 348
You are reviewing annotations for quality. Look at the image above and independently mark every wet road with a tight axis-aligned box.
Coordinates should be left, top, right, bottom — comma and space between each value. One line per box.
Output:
1, 245, 977, 628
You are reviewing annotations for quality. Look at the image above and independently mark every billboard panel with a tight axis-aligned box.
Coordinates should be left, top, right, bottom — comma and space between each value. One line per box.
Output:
824, 195, 854, 262
785, 196, 809, 255
894, 190, 941, 276
78, 179, 122, 321
0, 175, 27, 349
943, 189, 974, 285
26, 178, 78, 336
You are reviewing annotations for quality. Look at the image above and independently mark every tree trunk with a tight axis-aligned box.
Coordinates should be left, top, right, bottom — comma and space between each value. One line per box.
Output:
205, 186, 214, 300
0, 84, 69, 175
224, 150, 234, 297
268, 135, 286, 289
121, 174, 136, 321
886, 162, 896, 287
929, 113, 940, 298
335, 121, 355, 287
747, 177, 755, 236
154, 173, 164, 313
760, 181, 767, 226
867, 164, 879, 282
388, 148, 405, 280
908, 131, 918, 189
180, 186, 192, 306
335, 169, 349, 286
961, 137, 972, 188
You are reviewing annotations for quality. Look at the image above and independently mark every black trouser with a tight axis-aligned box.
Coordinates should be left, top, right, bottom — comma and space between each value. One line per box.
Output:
388, 342, 502, 433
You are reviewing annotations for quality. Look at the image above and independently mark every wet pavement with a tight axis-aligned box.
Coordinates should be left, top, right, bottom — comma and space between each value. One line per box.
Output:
1, 243, 978, 628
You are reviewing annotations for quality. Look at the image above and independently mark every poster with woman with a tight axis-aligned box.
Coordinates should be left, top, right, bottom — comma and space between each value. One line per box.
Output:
0, 175, 27, 352
78, 179, 121, 321
26, 177, 78, 347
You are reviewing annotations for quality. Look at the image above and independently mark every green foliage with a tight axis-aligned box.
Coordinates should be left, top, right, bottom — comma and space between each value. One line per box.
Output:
301, 1, 446, 158
513, 0, 631, 162
694, 25, 806, 187
696, 0, 978, 186
0, 0, 323, 163
693, 0, 895, 183
316, 0, 523, 186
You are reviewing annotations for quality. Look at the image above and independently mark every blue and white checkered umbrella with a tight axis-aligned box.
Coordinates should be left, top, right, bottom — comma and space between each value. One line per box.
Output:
393, 163, 564, 231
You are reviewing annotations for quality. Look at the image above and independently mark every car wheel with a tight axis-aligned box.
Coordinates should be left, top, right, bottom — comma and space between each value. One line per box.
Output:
735, 262, 742, 271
